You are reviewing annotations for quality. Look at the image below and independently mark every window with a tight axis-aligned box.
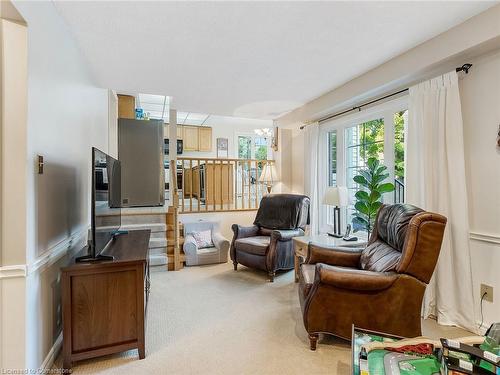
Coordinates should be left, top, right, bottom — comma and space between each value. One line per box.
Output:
328, 131, 337, 186
237, 135, 272, 160
254, 137, 268, 160
345, 118, 385, 223
237, 134, 272, 185
319, 97, 408, 234
394, 110, 407, 204
238, 136, 252, 159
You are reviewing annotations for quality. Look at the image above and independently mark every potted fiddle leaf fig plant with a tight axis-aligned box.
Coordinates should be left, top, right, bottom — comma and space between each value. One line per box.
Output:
352, 157, 395, 238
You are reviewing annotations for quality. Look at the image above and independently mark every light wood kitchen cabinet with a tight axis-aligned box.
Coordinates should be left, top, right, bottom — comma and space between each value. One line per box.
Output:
164, 125, 184, 140
205, 162, 233, 205
198, 127, 212, 151
117, 94, 135, 119
183, 125, 199, 151
182, 125, 212, 152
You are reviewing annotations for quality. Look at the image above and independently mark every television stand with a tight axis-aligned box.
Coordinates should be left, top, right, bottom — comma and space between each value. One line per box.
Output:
62, 230, 151, 370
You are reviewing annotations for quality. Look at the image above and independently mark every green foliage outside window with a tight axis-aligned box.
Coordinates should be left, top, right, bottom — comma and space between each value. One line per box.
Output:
358, 113, 405, 182
358, 119, 384, 162
238, 136, 251, 159
394, 111, 405, 182
255, 146, 267, 160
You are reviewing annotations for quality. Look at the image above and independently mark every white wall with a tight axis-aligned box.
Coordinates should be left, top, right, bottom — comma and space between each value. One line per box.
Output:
460, 49, 500, 328
13, 1, 109, 369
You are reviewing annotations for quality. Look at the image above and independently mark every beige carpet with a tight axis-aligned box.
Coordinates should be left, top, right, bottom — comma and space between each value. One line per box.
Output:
55, 262, 470, 374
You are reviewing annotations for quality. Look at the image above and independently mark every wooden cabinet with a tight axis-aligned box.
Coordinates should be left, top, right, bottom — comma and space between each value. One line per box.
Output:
117, 94, 135, 119
62, 230, 151, 370
198, 127, 212, 151
164, 125, 213, 152
180, 125, 212, 152
205, 163, 233, 205
183, 125, 200, 151
164, 125, 185, 140
182, 162, 233, 205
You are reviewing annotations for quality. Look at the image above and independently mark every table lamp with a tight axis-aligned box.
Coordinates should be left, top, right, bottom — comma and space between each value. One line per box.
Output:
259, 162, 278, 193
322, 186, 348, 238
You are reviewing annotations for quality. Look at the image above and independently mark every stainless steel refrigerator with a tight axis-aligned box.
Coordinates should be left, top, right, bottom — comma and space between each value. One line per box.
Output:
118, 118, 164, 207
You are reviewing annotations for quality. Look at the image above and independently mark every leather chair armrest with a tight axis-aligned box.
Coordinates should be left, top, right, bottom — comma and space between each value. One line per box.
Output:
212, 232, 230, 251
306, 243, 364, 267
183, 234, 198, 256
315, 263, 398, 291
271, 228, 305, 241
231, 224, 259, 239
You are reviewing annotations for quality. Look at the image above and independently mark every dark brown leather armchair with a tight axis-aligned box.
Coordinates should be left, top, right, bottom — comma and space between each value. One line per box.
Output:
231, 194, 310, 282
298, 204, 447, 350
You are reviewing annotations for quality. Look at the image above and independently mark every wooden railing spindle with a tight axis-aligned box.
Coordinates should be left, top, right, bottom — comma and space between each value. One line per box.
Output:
189, 159, 193, 212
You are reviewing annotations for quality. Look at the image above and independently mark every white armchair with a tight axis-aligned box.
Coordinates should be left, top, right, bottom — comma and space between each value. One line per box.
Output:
183, 221, 230, 266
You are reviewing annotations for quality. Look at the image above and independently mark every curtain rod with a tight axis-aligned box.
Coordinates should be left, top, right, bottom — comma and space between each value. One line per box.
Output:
299, 63, 472, 129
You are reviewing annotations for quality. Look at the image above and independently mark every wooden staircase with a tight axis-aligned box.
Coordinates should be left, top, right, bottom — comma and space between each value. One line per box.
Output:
119, 205, 185, 270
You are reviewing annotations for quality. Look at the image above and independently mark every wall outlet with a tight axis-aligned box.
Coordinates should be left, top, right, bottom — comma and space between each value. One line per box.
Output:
481, 284, 494, 303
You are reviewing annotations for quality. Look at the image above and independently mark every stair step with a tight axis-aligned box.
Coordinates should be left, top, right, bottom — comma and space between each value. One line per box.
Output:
121, 214, 166, 225
150, 246, 167, 256
121, 206, 168, 215
150, 231, 166, 240
121, 223, 166, 233
150, 238, 167, 248
149, 253, 167, 266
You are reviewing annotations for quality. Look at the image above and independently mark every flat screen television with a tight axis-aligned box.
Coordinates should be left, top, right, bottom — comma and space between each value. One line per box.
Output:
76, 147, 121, 262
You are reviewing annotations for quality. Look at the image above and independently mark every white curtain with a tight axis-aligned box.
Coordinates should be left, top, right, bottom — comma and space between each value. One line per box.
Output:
407, 71, 476, 332
304, 123, 320, 235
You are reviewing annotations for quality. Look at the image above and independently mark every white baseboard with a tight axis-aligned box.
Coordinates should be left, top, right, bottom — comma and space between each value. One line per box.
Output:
40, 333, 62, 370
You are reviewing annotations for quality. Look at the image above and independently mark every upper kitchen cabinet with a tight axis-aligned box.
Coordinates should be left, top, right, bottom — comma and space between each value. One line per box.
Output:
198, 127, 212, 151
117, 94, 135, 119
182, 125, 212, 152
183, 125, 200, 151
163, 124, 185, 140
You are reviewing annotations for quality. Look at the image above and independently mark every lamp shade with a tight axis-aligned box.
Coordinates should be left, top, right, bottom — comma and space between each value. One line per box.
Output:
322, 186, 348, 207
259, 162, 278, 183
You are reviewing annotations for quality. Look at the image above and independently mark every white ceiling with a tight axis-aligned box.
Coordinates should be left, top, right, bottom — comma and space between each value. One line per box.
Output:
53, 1, 495, 119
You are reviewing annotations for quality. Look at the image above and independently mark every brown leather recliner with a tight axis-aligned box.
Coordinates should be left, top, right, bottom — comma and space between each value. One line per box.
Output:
231, 194, 310, 282
298, 203, 447, 350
